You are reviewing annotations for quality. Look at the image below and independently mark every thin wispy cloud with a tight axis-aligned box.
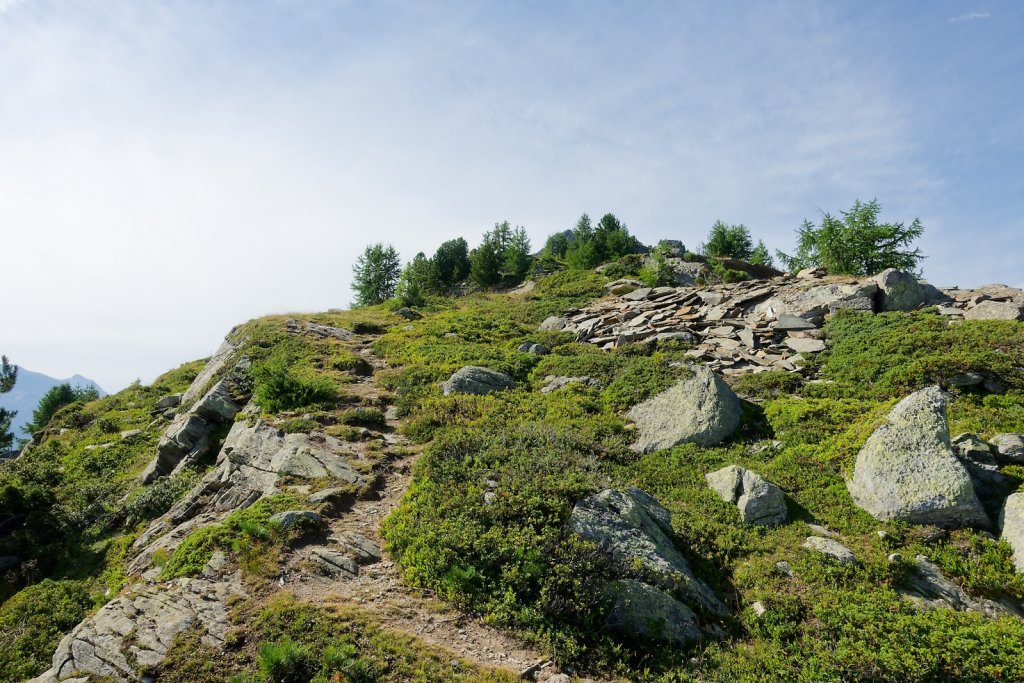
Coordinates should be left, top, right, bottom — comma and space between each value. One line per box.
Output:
0, 0, 24, 15
949, 12, 991, 23
0, 1, 1021, 391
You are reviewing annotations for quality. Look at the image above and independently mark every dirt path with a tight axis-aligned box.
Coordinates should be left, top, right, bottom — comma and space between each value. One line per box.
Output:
282, 339, 596, 682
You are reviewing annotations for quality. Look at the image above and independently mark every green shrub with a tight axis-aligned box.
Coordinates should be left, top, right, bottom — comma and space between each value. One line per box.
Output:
252, 353, 337, 413
258, 640, 313, 683
0, 579, 91, 682
338, 407, 386, 427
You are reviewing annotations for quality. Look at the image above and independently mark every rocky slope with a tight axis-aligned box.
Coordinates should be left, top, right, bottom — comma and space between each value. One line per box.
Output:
4, 266, 1024, 682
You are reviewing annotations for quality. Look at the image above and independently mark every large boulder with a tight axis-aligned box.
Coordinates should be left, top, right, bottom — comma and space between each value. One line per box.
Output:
441, 366, 517, 396
705, 465, 787, 526
627, 365, 741, 452
874, 269, 925, 312
1000, 493, 1024, 574
566, 488, 725, 616
964, 300, 1024, 321
847, 387, 989, 528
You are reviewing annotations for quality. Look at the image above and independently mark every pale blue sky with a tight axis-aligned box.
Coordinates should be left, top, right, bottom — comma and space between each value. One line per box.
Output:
1, 1, 1021, 391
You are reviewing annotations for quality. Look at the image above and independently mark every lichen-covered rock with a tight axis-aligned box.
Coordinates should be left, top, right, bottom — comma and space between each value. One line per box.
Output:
566, 488, 725, 615
441, 366, 516, 396
627, 365, 741, 452
29, 575, 245, 682
705, 465, 787, 526
875, 269, 925, 312
1000, 493, 1024, 574
847, 387, 989, 528
604, 580, 701, 646
802, 536, 856, 564
992, 433, 1024, 463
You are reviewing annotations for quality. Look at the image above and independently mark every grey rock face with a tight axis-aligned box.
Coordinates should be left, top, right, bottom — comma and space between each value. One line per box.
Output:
517, 342, 550, 355
540, 375, 602, 394
335, 531, 382, 564
130, 420, 369, 574
900, 554, 1024, 618
627, 365, 741, 452
992, 433, 1024, 463
847, 387, 989, 528
181, 337, 242, 405
441, 366, 517, 396
705, 465, 787, 526
1000, 493, 1024, 574
141, 358, 253, 484
155, 394, 182, 410
963, 300, 1024, 321
285, 318, 354, 341
875, 269, 925, 312
754, 281, 878, 320
802, 536, 856, 564
604, 579, 701, 646
30, 575, 245, 682
538, 316, 567, 331
566, 488, 725, 616
829, 296, 875, 313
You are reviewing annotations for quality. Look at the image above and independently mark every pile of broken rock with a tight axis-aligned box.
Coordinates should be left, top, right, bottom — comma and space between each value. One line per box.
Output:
539, 268, 1024, 379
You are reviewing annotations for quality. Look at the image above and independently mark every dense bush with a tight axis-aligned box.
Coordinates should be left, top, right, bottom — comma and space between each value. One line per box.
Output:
0, 579, 91, 682
252, 352, 338, 413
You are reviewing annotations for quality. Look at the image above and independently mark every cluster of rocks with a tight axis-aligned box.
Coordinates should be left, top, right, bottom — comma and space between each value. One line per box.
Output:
140, 355, 253, 484
934, 284, 1024, 321
539, 268, 955, 378
845, 385, 1024, 578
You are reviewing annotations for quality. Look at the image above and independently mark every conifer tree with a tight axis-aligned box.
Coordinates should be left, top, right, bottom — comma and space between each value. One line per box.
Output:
351, 243, 401, 307
0, 355, 17, 451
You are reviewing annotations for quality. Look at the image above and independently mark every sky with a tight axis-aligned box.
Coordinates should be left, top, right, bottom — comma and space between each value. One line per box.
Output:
1, 1, 1022, 393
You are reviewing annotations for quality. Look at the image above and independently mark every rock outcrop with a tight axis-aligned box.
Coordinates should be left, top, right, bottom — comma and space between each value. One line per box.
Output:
627, 365, 741, 452
847, 387, 989, 528
130, 419, 370, 574
441, 366, 517, 396
566, 488, 725, 644
705, 465, 787, 526
30, 571, 245, 682
141, 357, 253, 484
